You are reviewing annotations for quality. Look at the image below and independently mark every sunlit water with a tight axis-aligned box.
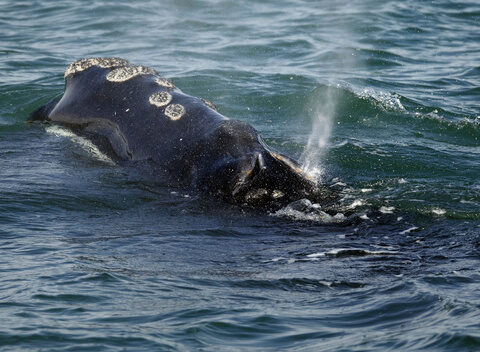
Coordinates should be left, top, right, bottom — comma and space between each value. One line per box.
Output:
1, 0, 479, 351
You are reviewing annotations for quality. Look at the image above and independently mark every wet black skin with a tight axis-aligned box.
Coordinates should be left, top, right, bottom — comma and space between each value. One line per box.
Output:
30, 60, 330, 209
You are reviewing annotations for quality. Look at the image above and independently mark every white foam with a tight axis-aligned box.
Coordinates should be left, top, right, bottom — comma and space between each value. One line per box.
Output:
359, 88, 405, 111
306, 248, 398, 259
272, 199, 346, 223
306, 252, 325, 258
379, 206, 395, 214
45, 125, 115, 165
432, 208, 446, 215
349, 199, 365, 209
399, 226, 419, 235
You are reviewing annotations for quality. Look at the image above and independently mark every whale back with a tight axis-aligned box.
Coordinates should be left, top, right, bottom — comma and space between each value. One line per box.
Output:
51, 59, 227, 166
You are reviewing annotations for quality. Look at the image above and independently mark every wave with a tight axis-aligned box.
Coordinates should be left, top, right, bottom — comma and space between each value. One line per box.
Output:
45, 125, 115, 165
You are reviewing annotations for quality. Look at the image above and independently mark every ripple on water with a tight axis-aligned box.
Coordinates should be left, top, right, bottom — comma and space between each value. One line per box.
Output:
1, 0, 480, 351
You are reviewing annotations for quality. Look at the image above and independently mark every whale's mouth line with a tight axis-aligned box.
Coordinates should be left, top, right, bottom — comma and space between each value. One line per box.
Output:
231, 152, 266, 197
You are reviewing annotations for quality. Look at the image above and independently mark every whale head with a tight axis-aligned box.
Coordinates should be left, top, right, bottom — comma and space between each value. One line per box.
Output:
197, 120, 328, 207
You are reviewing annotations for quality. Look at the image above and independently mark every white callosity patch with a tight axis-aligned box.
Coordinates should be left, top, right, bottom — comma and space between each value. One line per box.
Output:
271, 190, 285, 199
149, 91, 172, 107
165, 104, 185, 121
154, 77, 175, 89
64, 57, 129, 78
106, 65, 158, 82
201, 98, 217, 110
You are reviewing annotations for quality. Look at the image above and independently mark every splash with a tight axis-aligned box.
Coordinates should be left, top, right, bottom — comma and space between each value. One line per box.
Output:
299, 86, 338, 181
358, 88, 405, 111
272, 199, 346, 223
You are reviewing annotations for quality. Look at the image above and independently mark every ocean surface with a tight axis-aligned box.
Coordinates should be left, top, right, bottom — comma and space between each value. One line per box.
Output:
1, 0, 480, 351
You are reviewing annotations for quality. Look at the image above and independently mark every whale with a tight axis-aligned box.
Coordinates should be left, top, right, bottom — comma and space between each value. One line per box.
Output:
29, 57, 330, 208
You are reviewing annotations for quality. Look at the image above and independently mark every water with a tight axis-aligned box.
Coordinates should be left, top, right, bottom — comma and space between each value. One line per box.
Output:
1, 0, 480, 350
299, 86, 337, 179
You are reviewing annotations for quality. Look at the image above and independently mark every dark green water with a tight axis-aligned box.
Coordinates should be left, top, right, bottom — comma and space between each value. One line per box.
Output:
1, 0, 480, 351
